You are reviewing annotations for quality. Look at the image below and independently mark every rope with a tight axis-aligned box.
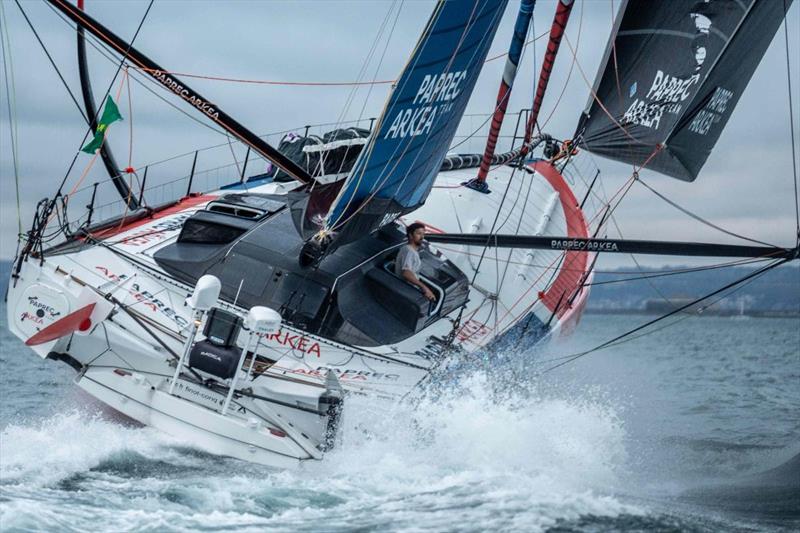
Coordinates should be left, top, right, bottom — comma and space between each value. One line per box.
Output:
563, 33, 644, 145
13, 0, 88, 124
783, 0, 799, 239
121, 28, 551, 89
0, 1, 21, 236
536, 257, 788, 374
636, 177, 780, 248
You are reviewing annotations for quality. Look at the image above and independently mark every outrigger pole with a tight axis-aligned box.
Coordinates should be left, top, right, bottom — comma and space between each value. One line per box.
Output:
48, 0, 316, 186
468, 0, 536, 193
425, 233, 800, 260
75, 0, 138, 208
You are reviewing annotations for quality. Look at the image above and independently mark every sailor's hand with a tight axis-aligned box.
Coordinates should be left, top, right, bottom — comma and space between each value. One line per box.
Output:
423, 287, 436, 301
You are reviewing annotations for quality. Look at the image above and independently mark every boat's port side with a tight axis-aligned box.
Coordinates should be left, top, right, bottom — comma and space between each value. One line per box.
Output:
77, 367, 309, 468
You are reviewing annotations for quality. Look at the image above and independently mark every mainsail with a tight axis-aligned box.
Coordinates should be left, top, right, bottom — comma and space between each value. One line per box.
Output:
575, 0, 793, 181
300, 0, 509, 250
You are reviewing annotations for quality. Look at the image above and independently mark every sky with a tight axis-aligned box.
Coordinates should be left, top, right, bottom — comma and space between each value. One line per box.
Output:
0, 0, 798, 270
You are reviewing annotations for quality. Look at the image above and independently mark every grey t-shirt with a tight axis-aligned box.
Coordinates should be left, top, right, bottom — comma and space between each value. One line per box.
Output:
395, 244, 421, 277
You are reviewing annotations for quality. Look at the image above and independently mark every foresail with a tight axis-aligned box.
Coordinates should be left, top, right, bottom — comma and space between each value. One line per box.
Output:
575, 0, 793, 181
307, 0, 508, 246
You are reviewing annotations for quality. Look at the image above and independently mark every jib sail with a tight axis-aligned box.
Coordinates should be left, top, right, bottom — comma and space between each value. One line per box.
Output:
302, 0, 508, 247
575, 0, 793, 181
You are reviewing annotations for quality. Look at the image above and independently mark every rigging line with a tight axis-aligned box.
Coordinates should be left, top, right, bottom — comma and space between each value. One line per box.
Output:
13, 0, 87, 124
70, 23, 225, 138
607, 211, 676, 308
123, 29, 553, 89
783, 0, 799, 238
61, 73, 128, 205
636, 177, 780, 248
327, 1, 499, 233
41, 0, 154, 200
534, 257, 784, 367
327, 1, 481, 229
125, 66, 133, 169
354, 1, 403, 130
562, 33, 644, 146
539, 0, 584, 130
538, 257, 788, 374
333, 0, 398, 134
585, 256, 773, 286
0, 2, 21, 236
491, 147, 663, 332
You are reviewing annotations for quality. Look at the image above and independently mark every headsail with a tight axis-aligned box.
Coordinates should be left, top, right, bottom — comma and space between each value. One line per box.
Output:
301, 0, 509, 249
575, 0, 793, 181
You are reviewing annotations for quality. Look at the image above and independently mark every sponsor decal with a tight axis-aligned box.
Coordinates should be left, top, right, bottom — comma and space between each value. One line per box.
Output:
152, 70, 220, 121
95, 266, 189, 328
413, 336, 451, 360
384, 70, 468, 140
19, 311, 45, 325
265, 329, 322, 357
19, 295, 64, 326
289, 366, 400, 382
456, 319, 491, 344
118, 213, 192, 247
687, 86, 734, 136
622, 70, 700, 130
171, 380, 230, 410
550, 239, 619, 252
26, 296, 61, 319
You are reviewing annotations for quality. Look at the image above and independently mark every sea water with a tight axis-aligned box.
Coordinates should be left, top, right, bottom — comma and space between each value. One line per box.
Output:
1, 306, 798, 532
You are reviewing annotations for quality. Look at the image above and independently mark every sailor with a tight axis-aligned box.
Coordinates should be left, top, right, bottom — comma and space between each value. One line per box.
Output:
396, 222, 436, 301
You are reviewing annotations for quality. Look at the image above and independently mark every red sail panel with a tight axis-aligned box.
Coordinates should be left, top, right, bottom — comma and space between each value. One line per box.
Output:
26, 303, 96, 346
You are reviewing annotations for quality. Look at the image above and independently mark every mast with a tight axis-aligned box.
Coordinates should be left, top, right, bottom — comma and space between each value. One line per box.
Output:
522, 0, 574, 149
76, 0, 138, 208
469, 0, 536, 193
48, 0, 315, 186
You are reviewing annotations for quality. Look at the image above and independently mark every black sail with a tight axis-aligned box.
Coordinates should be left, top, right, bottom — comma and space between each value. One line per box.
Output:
575, 0, 793, 181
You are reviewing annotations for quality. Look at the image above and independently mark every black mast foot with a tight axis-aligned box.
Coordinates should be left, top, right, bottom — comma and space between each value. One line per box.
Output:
463, 178, 491, 194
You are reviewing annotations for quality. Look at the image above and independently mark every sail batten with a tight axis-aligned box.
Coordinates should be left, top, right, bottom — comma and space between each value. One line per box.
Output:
576, 0, 793, 181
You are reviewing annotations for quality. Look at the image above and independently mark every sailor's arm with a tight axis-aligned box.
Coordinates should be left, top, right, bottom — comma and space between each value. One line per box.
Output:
401, 269, 436, 301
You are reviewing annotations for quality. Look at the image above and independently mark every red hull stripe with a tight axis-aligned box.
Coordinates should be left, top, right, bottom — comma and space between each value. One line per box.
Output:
532, 161, 589, 317
26, 303, 96, 346
91, 194, 216, 240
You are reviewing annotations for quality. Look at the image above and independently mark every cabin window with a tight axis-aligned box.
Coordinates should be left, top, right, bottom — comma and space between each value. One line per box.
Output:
178, 219, 246, 245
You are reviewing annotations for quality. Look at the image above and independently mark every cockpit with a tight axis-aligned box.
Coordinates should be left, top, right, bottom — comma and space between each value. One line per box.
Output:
154, 192, 469, 346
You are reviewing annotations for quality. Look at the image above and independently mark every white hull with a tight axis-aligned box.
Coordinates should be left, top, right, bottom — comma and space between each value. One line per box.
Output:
7, 162, 593, 466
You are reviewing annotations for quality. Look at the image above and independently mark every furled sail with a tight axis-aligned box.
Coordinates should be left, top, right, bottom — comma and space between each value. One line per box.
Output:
299, 0, 509, 249
575, 0, 793, 181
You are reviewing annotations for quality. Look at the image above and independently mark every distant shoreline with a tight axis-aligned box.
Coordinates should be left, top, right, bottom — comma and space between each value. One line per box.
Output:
585, 309, 800, 318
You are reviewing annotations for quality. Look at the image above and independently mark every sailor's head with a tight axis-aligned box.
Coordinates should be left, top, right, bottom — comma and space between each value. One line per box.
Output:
406, 222, 426, 245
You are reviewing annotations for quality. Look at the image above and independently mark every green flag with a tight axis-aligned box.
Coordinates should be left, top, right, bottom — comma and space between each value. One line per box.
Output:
81, 95, 122, 154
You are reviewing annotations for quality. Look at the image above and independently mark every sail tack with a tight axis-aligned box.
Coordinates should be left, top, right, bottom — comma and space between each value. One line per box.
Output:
312, 0, 509, 247
576, 0, 794, 181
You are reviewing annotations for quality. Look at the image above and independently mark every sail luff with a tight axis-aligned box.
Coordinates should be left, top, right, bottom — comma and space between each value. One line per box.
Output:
473, 0, 536, 187
48, 0, 315, 186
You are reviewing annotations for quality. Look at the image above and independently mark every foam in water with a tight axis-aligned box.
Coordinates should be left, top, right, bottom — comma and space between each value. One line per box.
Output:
0, 409, 181, 487
0, 372, 642, 532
